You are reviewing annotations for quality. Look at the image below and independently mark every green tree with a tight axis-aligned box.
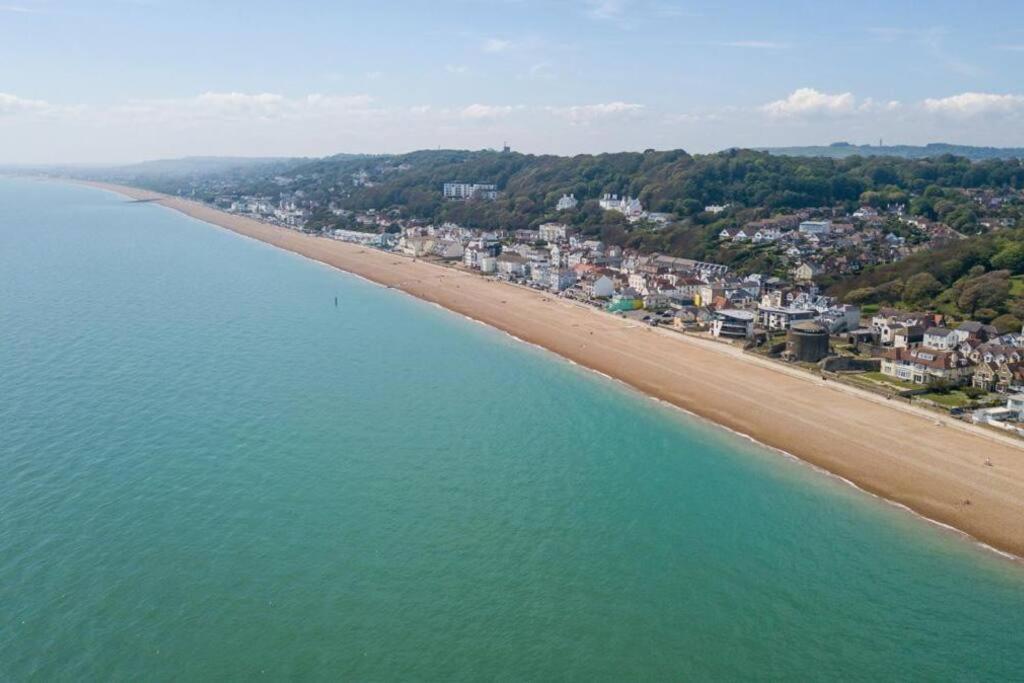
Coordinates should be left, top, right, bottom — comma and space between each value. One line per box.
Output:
990, 243, 1024, 274
957, 271, 1011, 315
903, 272, 943, 305
991, 314, 1023, 334
844, 287, 877, 305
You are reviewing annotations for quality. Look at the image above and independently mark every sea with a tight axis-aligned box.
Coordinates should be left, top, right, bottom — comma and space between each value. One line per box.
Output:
2, 178, 1023, 680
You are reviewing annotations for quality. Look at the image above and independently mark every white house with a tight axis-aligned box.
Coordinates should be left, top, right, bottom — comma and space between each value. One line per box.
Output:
443, 182, 498, 200
433, 239, 464, 260
539, 222, 572, 242
496, 253, 527, 278
556, 193, 578, 211
589, 275, 615, 298
712, 309, 755, 339
798, 220, 832, 235
400, 235, 435, 257
530, 264, 551, 285
628, 272, 649, 295
599, 194, 644, 218
550, 268, 577, 292
923, 327, 958, 351
752, 227, 782, 243
757, 304, 816, 331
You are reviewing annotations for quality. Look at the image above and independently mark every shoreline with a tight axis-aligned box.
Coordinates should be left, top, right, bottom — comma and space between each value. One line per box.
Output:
79, 180, 1024, 560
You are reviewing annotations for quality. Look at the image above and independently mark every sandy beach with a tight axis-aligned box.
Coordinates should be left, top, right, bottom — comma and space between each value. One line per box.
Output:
85, 181, 1024, 559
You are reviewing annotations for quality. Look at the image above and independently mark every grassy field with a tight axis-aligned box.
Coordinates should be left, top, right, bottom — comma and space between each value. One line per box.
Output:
859, 371, 919, 391
919, 391, 974, 408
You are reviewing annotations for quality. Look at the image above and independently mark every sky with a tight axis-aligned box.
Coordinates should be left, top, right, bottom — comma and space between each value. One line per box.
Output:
2, 0, 1024, 163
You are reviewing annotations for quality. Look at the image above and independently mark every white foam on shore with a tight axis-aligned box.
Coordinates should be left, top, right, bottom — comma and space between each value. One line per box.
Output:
95, 183, 1023, 566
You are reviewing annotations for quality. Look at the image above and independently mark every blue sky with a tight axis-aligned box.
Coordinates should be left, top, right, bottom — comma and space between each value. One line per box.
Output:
2, 0, 1024, 162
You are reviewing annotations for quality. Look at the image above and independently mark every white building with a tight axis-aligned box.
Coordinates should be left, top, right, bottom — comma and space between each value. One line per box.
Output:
923, 327, 958, 351
539, 222, 572, 242
712, 309, 755, 339
556, 193, 578, 211
589, 275, 615, 298
443, 182, 498, 200
332, 229, 384, 246
550, 268, 577, 292
599, 194, 644, 218
400, 235, 435, 257
798, 220, 832, 235
628, 272, 649, 295
433, 239, 464, 260
757, 304, 817, 331
496, 253, 527, 278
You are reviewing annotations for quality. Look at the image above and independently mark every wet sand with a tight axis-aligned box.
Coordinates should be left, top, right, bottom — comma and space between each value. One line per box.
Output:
85, 181, 1024, 559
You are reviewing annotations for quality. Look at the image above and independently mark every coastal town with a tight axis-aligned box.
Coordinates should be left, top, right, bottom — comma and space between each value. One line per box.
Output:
209, 181, 1024, 437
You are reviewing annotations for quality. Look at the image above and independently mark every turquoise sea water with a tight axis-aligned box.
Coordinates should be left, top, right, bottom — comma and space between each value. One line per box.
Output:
2, 178, 1023, 680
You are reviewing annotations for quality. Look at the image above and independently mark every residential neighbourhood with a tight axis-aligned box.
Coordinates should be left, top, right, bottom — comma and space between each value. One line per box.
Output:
182, 170, 1024, 437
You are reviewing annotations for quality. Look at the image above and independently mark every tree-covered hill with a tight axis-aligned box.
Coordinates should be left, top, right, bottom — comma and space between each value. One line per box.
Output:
760, 142, 1024, 161
77, 147, 1024, 314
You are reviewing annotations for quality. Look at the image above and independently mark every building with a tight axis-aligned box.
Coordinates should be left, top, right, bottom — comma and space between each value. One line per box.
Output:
972, 394, 1024, 433
539, 222, 573, 242
798, 220, 832, 235
496, 252, 527, 278
599, 194, 644, 218
433, 239, 464, 260
880, 347, 970, 385
793, 263, 822, 282
331, 229, 385, 247
757, 304, 816, 331
550, 268, 577, 292
443, 182, 498, 200
399, 235, 435, 257
556, 193, 578, 211
893, 325, 924, 349
923, 327, 958, 351
606, 291, 644, 312
587, 275, 615, 299
955, 321, 998, 344
785, 321, 830, 362
711, 309, 755, 339
870, 310, 942, 345
972, 361, 1024, 393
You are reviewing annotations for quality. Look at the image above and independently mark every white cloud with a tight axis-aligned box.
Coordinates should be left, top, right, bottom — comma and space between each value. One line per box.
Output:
547, 101, 645, 124
585, 0, 627, 20
482, 38, 511, 53
459, 104, 520, 119
108, 92, 376, 124
922, 92, 1024, 117
0, 92, 52, 115
0, 4, 43, 13
445, 64, 470, 75
760, 88, 857, 117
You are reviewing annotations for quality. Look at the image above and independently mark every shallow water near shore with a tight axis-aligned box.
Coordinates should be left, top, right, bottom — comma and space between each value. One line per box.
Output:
2, 178, 1024, 680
